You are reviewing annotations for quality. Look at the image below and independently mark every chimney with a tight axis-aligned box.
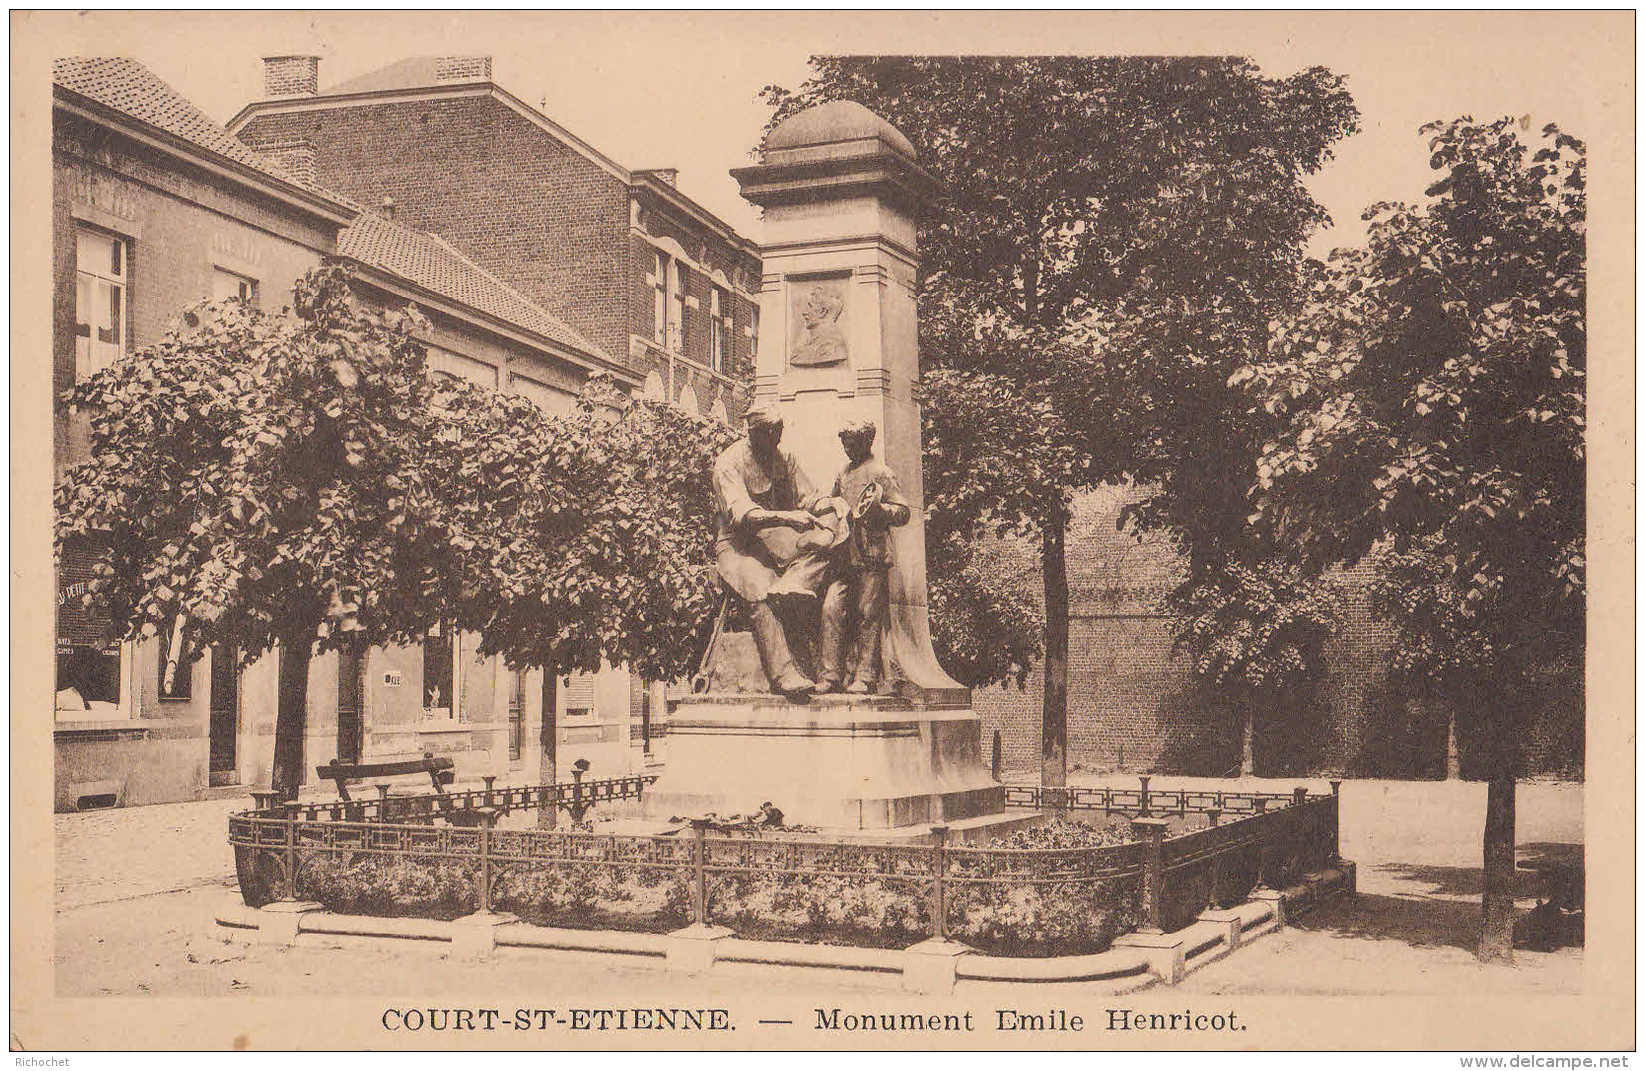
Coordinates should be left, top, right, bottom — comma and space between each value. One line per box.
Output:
435, 56, 492, 83
263, 55, 320, 98
380, 195, 397, 220
643, 168, 679, 188
245, 134, 316, 185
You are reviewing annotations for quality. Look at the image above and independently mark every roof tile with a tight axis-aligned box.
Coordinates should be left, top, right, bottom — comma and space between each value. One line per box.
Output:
53, 57, 351, 206
338, 213, 613, 362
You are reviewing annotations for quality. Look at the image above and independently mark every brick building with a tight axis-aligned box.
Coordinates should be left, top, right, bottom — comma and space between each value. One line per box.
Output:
229, 54, 763, 426
51, 59, 684, 810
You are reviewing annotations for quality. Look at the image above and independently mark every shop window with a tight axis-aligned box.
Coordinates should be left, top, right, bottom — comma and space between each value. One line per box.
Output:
56, 540, 132, 720
211, 268, 258, 307
422, 622, 459, 721
157, 616, 193, 700
74, 226, 128, 380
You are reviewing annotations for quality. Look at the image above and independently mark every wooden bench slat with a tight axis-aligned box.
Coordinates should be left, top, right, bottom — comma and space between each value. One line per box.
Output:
316, 757, 454, 780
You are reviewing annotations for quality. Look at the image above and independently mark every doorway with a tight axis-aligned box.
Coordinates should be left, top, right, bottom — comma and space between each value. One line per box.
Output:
508, 670, 525, 762
208, 646, 240, 786
337, 643, 365, 764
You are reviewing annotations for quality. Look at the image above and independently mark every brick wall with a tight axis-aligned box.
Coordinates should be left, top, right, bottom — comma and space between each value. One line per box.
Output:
239, 95, 635, 364
434, 56, 491, 82
967, 488, 1584, 780
262, 56, 318, 98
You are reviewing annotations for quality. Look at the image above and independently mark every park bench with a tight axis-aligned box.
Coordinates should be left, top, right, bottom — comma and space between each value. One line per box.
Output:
314, 752, 502, 829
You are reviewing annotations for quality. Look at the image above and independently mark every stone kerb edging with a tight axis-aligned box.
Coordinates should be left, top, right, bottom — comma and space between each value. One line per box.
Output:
213, 862, 1356, 994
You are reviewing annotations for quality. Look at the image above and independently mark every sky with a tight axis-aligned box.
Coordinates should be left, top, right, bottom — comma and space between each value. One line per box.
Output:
32, 10, 1626, 260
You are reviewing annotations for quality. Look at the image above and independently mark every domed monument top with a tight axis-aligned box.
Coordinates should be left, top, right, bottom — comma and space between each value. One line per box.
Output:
765, 100, 917, 160
734, 99, 939, 212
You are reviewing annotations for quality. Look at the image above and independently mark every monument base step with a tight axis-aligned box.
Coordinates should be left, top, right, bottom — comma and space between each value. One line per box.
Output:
643, 692, 1005, 831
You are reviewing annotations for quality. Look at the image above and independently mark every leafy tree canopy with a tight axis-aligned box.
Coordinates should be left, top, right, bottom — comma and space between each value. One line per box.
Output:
55, 263, 462, 662
1235, 117, 1586, 695
763, 56, 1361, 702
446, 374, 739, 683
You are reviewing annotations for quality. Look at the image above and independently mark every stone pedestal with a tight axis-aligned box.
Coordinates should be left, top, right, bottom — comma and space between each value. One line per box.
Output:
644, 694, 1003, 830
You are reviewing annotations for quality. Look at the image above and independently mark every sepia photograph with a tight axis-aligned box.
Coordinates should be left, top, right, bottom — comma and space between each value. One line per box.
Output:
10, 8, 1634, 1054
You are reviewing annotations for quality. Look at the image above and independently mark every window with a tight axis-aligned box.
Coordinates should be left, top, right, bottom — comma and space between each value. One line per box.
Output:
514, 373, 572, 415
157, 616, 193, 700
651, 251, 667, 346
564, 673, 596, 718
422, 622, 459, 720
74, 226, 127, 380
426, 345, 498, 388
56, 540, 132, 720
211, 268, 258, 307
667, 257, 686, 353
710, 287, 731, 374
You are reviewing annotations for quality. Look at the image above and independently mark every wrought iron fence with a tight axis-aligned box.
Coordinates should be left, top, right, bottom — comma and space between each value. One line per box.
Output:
229, 778, 1342, 956
247, 773, 655, 826
1002, 775, 1340, 821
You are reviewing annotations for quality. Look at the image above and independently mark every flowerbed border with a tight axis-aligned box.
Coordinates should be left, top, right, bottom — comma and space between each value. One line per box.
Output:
211, 863, 1355, 993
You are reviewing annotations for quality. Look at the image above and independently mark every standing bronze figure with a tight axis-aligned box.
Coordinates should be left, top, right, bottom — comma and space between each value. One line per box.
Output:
819, 420, 911, 694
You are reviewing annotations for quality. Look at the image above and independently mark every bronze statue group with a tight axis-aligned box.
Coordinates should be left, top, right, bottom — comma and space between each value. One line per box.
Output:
710, 405, 910, 699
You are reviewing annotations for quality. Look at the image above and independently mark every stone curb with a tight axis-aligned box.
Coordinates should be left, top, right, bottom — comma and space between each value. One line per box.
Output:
212, 861, 1356, 992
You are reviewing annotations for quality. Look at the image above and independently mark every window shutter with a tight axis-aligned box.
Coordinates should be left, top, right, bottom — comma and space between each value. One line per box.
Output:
565, 673, 597, 715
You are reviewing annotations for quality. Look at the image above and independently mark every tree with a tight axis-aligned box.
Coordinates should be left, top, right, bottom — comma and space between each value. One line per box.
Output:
762, 57, 1359, 784
423, 371, 738, 789
56, 264, 468, 799
58, 264, 748, 801
447, 374, 738, 679
1235, 118, 1586, 961
921, 366, 1071, 690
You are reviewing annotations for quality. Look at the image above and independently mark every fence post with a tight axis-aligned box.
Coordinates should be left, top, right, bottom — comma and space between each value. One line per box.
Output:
929, 825, 949, 941
1130, 817, 1169, 934
689, 820, 709, 926
990, 732, 1002, 782
477, 826, 493, 913
1138, 775, 1152, 817
1328, 780, 1342, 864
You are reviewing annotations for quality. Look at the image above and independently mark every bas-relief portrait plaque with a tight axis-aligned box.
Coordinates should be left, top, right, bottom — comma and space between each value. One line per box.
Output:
11, 9, 1633, 1057
788, 278, 850, 369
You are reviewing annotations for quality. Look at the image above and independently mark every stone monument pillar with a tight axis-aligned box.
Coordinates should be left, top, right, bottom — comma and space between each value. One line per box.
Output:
643, 101, 1004, 832
733, 100, 965, 706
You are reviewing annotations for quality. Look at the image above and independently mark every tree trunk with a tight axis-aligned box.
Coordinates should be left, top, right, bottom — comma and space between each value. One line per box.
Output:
1240, 708, 1256, 777
271, 631, 316, 802
1479, 774, 1517, 963
538, 670, 558, 828
1446, 710, 1462, 779
1477, 677, 1520, 964
1041, 512, 1069, 798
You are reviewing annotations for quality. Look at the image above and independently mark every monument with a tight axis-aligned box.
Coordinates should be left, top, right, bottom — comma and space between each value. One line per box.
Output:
643, 101, 1006, 832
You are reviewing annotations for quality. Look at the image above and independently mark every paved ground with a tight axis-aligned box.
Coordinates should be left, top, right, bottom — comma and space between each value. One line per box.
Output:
55, 796, 245, 910
50, 776, 1584, 1002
